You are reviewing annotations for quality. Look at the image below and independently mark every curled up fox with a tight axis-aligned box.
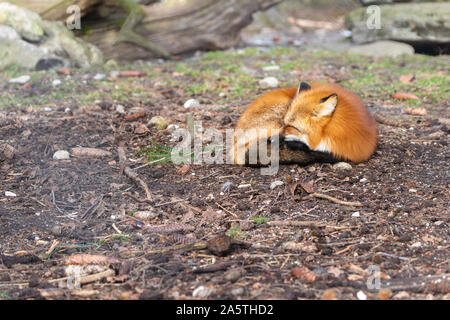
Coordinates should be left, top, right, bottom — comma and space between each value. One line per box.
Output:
231, 81, 378, 166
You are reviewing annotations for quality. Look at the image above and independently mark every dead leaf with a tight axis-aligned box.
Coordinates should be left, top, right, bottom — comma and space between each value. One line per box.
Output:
403, 108, 427, 116
177, 164, 190, 175
134, 124, 149, 134
291, 267, 317, 282
57, 68, 71, 76
392, 92, 420, 100
123, 112, 147, 121
300, 180, 315, 194
65, 254, 120, 266
118, 71, 147, 77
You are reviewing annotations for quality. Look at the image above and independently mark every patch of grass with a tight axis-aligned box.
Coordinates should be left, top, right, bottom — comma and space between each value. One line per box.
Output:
227, 226, 243, 239
137, 139, 173, 165
251, 215, 269, 224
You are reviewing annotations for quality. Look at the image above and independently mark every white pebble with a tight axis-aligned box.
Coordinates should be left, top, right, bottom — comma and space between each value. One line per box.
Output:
352, 211, 360, 217
94, 73, 106, 80
409, 188, 417, 193
360, 178, 368, 183
411, 242, 422, 248
9, 75, 30, 84
263, 65, 280, 72
52, 79, 62, 86
53, 150, 70, 160
332, 162, 352, 170
192, 286, 215, 298
115, 104, 125, 113
238, 184, 251, 189
270, 180, 283, 189
259, 77, 279, 88
5, 191, 17, 197
184, 99, 200, 109
357, 290, 367, 300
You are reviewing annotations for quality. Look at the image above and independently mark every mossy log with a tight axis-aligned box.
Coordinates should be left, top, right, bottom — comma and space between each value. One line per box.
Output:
8, 0, 282, 60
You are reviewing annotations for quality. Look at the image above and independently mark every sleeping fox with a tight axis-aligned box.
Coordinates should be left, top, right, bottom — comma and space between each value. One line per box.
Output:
231, 81, 378, 166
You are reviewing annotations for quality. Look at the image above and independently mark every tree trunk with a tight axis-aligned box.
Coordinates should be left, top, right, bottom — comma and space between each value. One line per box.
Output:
8, 0, 282, 60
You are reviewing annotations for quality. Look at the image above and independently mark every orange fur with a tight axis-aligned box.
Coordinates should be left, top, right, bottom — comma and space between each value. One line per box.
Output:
283, 82, 378, 163
233, 82, 378, 164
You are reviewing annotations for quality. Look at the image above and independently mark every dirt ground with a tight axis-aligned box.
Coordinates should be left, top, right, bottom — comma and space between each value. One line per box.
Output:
0, 47, 449, 300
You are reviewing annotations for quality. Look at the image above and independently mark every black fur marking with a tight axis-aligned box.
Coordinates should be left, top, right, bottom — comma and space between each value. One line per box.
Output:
298, 81, 312, 93
284, 140, 310, 151
320, 93, 337, 103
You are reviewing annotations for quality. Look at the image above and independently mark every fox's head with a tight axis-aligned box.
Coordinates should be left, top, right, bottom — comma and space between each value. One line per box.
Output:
282, 81, 338, 151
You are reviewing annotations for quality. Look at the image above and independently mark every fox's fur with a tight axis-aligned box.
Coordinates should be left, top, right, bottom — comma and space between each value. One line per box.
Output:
231, 81, 378, 165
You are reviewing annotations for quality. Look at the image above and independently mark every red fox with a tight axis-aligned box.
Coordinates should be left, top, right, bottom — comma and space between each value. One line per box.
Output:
231, 81, 378, 165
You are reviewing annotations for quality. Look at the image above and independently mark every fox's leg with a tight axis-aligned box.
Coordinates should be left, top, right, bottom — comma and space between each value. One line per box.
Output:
113, 0, 171, 58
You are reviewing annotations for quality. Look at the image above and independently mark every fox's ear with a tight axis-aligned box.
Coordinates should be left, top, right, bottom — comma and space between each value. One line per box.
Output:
296, 81, 311, 95
314, 93, 337, 117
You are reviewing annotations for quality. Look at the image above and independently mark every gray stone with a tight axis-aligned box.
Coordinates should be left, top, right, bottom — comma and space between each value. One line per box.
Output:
259, 77, 279, 88
53, 150, 70, 160
0, 4, 103, 71
332, 162, 353, 171
0, 2, 44, 41
9, 75, 30, 84
346, 3, 450, 44
349, 40, 415, 57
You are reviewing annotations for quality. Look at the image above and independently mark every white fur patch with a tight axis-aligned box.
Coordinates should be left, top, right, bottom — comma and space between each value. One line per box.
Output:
313, 138, 331, 153
284, 135, 310, 147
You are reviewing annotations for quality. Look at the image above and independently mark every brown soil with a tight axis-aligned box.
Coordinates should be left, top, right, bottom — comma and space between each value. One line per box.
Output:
0, 69, 449, 301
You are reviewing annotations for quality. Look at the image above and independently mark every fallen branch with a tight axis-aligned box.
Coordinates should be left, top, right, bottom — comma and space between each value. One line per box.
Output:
373, 112, 405, 128
305, 192, 363, 207
118, 146, 152, 201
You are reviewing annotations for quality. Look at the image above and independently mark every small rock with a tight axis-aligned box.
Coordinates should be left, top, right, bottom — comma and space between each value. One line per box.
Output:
52, 79, 61, 86
51, 226, 63, 236
231, 287, 244, 296
149, 116, 168, 130
167, 124, 179, 131
93, 73, 106, 80
5, 191, 16, 197
262, 65, 280, 72
192, 286, 215, 298
238, 184, 251, 189
221, 181, 233, 193
410, 241, 421, 248
9, 75, 30, 84
270, 180, 283, 190
53, 150, 70, 160
356, 290, 367, 300
360, 178, 368, 183
259, 77, 279, 88
409, 188, 417, 193
332, 162, 352, 170
352, 211, 360, 217
184, 99, 200, 109
224, 268, 246, 282
115, 104, 125, 114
